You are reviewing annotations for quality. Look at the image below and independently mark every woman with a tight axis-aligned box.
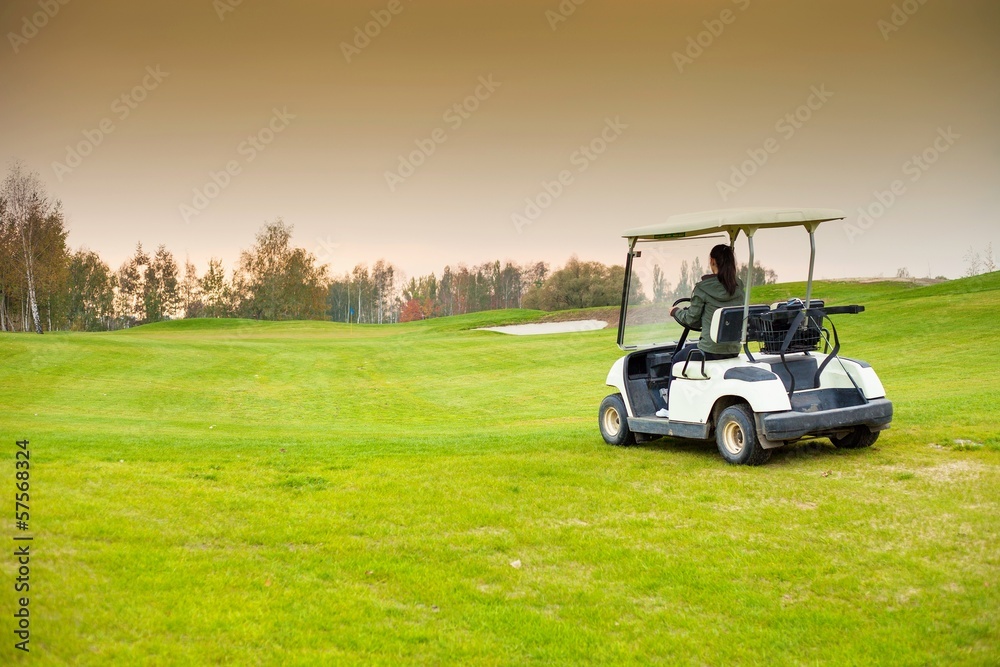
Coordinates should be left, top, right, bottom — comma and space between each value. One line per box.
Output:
669, 244, 746, 360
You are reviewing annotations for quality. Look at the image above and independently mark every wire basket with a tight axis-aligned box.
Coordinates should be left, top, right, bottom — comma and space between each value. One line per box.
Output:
749, 310, 822, 354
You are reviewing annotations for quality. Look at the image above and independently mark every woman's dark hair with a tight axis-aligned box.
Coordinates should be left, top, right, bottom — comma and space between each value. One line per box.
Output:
711, 244, 738, 295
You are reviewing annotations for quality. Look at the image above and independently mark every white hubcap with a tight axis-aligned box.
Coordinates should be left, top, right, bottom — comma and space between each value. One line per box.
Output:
722, 420, 745, 456
603, 406, 621, 437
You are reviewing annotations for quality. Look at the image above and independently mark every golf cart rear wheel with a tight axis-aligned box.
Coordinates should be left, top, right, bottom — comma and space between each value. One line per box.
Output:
716, 403, 771, 466
831, 426, 879, 449
599, 394, 635, 446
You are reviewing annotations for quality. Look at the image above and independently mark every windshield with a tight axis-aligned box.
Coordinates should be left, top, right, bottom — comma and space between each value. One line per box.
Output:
619, 236, 725, 350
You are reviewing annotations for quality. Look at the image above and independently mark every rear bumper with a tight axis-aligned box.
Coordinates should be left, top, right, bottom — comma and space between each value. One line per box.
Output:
761, 398, 893, 441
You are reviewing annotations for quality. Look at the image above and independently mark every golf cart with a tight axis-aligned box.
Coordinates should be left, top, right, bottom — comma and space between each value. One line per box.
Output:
598, 208, 893, 465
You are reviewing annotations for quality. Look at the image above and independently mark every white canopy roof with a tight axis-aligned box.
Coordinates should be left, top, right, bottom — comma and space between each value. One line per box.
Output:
622, 207, 846, 240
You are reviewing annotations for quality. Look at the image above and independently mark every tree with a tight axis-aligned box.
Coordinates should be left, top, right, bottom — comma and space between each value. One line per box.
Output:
1, 161, 67, 333
327, 271, 353, 323
674, 260, 692, 301
115, 244, 150, 326
371, 260, 397, 324
284, 246, 332, 320
691, 257, 705, 282
143, 245, 180, 322
350, 264, 371, 322
522, 256, 634, 311
201, 259, 232, 318
0, 197, 17, 331
401, 274, 441, 320
523, 261, 548, 289
737, 261, 778, 287
984, 243, 996, 274
495, 261, 524, 309
652, 265, 670, 303
237, 221, 291, 318
180, 259, 202, 318
963, 246, 982, 277
25, 203, 69, 331
236, 219, 329, 320
399, 299, 424, 322
438, 266, 454, 316
66, 250, 115, 331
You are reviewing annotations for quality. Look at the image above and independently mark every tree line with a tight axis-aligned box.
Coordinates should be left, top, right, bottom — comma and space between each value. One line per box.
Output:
1, 161, 778, 333
0, 162, 331, 332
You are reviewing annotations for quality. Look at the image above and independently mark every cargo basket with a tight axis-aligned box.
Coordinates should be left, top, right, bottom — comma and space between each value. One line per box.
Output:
749, 309, 822, 355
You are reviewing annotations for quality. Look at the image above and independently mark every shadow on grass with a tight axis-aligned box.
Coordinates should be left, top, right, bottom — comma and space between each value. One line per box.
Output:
628, 435, 870, 466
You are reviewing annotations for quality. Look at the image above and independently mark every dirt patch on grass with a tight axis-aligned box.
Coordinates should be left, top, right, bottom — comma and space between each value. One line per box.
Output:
886, 460, 987, 483
920, 460, 987, 483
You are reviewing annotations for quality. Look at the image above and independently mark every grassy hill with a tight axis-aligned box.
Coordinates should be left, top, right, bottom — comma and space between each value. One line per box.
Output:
1, 275, 998, 664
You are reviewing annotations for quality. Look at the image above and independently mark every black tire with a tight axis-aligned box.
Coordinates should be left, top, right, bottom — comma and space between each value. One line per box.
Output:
599, 394, 635, 446
715, 403, 771, 466
831, 426, 879, 449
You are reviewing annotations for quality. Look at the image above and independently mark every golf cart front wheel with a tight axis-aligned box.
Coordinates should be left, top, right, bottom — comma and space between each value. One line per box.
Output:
716, 403, 771, 466
599, 394, 635, 446
831, 426, 880, 449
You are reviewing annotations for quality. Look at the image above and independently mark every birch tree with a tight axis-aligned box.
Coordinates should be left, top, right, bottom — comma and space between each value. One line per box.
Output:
1, 161, 56, 333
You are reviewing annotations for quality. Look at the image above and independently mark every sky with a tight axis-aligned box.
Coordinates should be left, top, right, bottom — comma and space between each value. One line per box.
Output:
1, 0, 998, 283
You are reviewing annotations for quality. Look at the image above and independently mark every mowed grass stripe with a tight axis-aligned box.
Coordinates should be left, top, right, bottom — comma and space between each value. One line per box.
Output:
0, 276, 998, 664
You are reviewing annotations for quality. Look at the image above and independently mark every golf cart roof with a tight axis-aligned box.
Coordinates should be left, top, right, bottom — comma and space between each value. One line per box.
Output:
622, 207, 846, 241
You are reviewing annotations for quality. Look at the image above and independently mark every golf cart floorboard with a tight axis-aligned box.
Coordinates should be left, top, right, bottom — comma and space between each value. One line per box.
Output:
628, 417, 711, 440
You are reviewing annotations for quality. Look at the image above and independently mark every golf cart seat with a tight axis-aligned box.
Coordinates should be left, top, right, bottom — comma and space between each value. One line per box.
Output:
709, 304, 771, 345
667, 306, 769, 381
707, 303, 825, 391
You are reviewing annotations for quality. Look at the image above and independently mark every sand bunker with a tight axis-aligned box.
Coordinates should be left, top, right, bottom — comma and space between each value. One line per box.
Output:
478, 320, 608, 336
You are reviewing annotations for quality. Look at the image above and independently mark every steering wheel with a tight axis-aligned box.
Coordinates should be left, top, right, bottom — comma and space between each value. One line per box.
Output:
671, 298, 691, 326
670, 297, 694, 351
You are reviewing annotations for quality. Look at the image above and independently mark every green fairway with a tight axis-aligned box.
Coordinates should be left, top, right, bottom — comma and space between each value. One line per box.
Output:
1, 276, 998, 665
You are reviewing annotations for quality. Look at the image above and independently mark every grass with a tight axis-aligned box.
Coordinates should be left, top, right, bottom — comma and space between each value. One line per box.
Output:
1, 275, 999, 665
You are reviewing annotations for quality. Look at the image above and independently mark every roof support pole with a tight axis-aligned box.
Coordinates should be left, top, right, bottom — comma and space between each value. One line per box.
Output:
741, 228, 756, 345
617, 237, 638, 347
805, 223, 818, 308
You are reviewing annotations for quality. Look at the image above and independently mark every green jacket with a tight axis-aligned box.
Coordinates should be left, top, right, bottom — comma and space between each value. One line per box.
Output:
673, 275, 746, 355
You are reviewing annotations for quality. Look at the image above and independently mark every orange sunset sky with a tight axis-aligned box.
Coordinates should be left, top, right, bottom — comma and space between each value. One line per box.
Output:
2, 0, 998, 281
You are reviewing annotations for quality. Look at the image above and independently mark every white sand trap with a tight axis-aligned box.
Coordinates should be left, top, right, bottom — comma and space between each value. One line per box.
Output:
478, 320, 608, 336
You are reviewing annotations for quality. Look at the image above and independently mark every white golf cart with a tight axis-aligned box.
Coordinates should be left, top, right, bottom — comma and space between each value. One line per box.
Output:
598, 208, 893, 465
